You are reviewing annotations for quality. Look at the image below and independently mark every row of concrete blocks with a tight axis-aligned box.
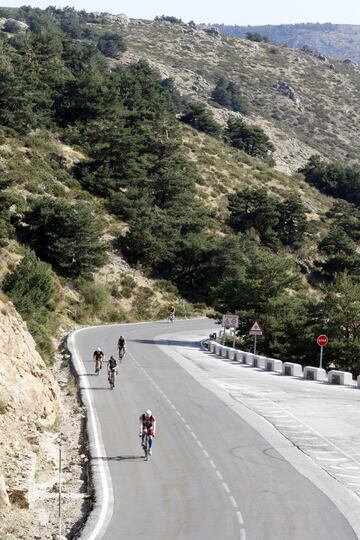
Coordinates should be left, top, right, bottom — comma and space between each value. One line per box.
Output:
209, 342, 356, 386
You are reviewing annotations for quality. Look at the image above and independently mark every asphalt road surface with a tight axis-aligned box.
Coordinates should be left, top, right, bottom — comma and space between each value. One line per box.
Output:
72, 319, 357, 540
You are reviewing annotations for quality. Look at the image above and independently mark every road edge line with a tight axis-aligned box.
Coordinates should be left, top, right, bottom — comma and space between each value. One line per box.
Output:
67, 329, 114, 540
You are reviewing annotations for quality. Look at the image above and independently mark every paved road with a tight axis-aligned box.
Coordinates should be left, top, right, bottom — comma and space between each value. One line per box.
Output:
71, 319, 357, 540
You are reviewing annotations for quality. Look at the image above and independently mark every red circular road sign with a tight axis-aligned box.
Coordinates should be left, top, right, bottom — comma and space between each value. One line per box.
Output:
317, 335, 328, 347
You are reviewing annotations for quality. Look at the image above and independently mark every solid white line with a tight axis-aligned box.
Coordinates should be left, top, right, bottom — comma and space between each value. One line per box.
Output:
69, 330, 114, 540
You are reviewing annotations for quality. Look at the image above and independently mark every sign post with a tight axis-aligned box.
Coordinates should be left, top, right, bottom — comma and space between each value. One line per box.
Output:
317, 335, 328, 369
222, 314, 239, 348
249, 321, 263, 355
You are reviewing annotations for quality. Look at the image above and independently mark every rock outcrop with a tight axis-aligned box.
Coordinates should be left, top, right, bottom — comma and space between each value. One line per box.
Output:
273, 80, 302, 110
0, 298, 59, 425
0, 296, 60, 514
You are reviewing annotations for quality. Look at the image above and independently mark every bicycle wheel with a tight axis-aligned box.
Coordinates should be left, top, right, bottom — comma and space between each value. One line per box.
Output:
144, 435, 148, 459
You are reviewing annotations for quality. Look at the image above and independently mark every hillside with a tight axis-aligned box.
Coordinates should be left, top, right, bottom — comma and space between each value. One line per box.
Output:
118, 18, 360, 172
210, 23, 360, 65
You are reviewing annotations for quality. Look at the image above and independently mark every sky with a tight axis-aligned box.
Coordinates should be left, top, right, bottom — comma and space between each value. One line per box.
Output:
1, 0, 360, 25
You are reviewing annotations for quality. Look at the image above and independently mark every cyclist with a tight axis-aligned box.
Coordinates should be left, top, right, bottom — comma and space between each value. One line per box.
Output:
139, 409, 156, 455
168, 305, 176, 322
93, 347, 104, 373
107, 355, 118, 388
117, 335, 126, 360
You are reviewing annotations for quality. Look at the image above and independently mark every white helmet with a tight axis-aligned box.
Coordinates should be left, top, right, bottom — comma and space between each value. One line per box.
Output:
145, 409, 152, 417
97, 347, 102, 352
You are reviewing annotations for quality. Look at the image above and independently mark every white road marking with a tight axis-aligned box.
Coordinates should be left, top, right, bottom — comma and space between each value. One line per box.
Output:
216, 470, 224, 480
135, 351, 246, 539
222, 482, 231, 493
237, 511, 244, 525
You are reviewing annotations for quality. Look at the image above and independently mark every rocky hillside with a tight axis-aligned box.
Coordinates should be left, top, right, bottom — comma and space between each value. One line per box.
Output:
211, 23, 360, 64
0, 295, 90, 539
117, 18, 360, 171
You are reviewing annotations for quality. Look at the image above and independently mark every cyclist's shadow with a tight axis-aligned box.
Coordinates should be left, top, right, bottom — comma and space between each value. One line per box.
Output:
93, 455, 145, 462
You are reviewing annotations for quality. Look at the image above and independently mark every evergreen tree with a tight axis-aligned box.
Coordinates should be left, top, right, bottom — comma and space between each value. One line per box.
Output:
276, 193, 307, 247
225, 118, 275, 161
228, 187, 279, 247
20, 198, 107, 277
211, 76, 248, 114
2, 249, 54, 319
181, 102, 222, 137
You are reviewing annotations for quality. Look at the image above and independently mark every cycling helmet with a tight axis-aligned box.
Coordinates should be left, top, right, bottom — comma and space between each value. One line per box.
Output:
145, 409, 152, 417
110, 356, 115, 361
97, 347, 102, 352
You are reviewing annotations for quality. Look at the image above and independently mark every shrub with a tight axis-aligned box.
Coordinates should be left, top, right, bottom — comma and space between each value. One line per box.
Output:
97, 32, 126, 58
225, 118, 275, 162
181, 102, 222, 137
104, 308, 126, 322
80, 282, 110, 315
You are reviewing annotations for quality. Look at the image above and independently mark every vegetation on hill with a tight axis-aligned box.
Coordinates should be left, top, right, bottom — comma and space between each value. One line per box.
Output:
212, 23, 360, 64
0, 7, 359, 373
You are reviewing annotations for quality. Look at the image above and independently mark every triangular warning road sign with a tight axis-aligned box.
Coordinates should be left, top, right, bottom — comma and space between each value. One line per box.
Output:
250, 320, 262, 332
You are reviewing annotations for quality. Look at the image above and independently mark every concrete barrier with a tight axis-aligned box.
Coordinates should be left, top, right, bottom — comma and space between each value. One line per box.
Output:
328, 370, 353, 385
215, 344, 223, 356
253, 355, 266, 369
209, 341, 216, 353
221, 346, 228, 358
227, 348, 237, 360
303, 367, 326, 381
245, 353, 256, 366
283, 362, 303, 377
235, 350, 245, 363
265, 358, 283, 373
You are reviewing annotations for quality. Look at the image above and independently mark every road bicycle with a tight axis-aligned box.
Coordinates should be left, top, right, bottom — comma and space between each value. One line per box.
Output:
141, 428, 151, 460
95, 357, 102, 375
118, 347, 126, 362
108, 369, 116, 390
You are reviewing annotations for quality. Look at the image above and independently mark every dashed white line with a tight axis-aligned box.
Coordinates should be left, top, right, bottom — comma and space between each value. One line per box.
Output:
222, 482, 231, 494
135, 358, 245, 539
237, 511, 244, 525
229, 495, 238, 508
216, 470, 224, 480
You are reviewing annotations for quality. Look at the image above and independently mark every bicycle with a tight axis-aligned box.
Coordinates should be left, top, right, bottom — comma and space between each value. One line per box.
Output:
169, 312, 175, 323
108, 369, 116, 390
118, 347, 126, 362
95, 357, 102, 375
141, 428, 151, 460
